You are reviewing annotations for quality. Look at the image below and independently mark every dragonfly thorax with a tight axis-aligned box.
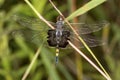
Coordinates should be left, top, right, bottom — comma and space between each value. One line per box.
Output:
56, 20, 64, 29
55, 16, 64, 42
55, 21, 64, 38
47, 29, 70, 48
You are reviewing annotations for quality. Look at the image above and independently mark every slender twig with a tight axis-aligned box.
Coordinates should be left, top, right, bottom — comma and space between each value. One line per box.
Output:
49, 0, 111, 80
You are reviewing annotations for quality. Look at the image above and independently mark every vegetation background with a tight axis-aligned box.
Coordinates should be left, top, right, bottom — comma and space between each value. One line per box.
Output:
0, 0, 120, 80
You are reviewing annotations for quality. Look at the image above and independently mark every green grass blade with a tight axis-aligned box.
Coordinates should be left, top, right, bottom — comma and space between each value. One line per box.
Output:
66, 0, 107, 20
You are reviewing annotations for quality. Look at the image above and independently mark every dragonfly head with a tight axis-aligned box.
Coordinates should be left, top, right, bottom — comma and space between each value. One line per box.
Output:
56, 16, 64, 28
57, 15, 64, 21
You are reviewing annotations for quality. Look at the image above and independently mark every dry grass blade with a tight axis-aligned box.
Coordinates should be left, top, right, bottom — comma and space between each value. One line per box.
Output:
49, 0, 111, 80
24, 0, 54, 30
22, 43, 44, 80
68, 40, 111, 80
21, 0, 55, 80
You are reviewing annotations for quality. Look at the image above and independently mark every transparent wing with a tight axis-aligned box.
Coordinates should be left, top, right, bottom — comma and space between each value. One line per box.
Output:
65, 20, 109, 34
12, 28, 48, 46
13, 15, 55, 31
70, 34, 104, 48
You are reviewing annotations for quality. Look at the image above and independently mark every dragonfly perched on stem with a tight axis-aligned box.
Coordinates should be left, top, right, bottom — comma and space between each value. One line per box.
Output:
12, 14, 109, 64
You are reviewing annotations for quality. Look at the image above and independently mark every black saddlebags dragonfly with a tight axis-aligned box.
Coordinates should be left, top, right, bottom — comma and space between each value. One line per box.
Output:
13, 15, 108, 63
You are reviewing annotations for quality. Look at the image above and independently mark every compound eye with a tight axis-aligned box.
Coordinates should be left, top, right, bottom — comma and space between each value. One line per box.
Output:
57, 15, 64, 21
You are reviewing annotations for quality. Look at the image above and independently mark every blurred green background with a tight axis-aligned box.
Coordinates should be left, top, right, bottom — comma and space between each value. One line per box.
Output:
0, 0, 120, 80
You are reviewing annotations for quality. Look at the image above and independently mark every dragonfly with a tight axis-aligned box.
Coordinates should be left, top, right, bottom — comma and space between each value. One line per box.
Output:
12, 15, 108, 64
